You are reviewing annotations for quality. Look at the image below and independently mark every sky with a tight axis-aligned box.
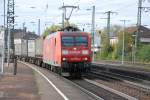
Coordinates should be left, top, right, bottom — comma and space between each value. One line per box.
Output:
0, 0, 150, 34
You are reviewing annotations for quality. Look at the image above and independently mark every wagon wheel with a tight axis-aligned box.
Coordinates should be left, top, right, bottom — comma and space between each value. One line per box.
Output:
51, 66, 55, 72
42, 62, 45, 68
58, 68, 62, 76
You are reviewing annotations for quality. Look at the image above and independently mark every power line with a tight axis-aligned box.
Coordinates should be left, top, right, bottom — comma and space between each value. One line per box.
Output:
134, 0, 150, 63
103, 11, 117, 37
137, 0, 150, 44
120, 20, 130, 64
60, 5, 78, 27
38, 19, 40, 36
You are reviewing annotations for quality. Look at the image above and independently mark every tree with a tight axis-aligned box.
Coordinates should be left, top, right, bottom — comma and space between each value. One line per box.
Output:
42, 21, 78, 37
116, 31, 134, 60
100, 31, 110, 58
42, 24, 61, 37
137, 44, 150, 62
100, 25, 122, 59
95, 25, 122, 60
103, 25, 123, 37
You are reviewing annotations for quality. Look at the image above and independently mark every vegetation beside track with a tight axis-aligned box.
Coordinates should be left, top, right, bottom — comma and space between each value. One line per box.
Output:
95, 25, 150, 64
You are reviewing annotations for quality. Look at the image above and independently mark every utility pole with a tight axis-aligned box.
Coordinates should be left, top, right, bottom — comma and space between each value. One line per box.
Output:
135, 0, 142, 50
104, 11, 117, 37
7, 0, 15, 67
62, 2, 65, 29
23, 22, 25, 31
1, 27, 5, 74
91, 6, 95, 62
44, 3, 48, 30
120, 20, 130, 64
38, 19, 40, 36
30, 22, 35, 33
134, 0, 150, 63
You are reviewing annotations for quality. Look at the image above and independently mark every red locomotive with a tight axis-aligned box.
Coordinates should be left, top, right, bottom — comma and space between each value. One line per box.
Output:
43, 27, 92, 76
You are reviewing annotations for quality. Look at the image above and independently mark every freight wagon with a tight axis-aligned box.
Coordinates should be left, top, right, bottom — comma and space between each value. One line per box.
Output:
14, 32, 39, 61
14, 39, 27, 57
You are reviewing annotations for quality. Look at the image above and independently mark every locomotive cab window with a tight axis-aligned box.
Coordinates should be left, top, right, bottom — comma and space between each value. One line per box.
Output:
61, 36, 88, 47
61, 36, 74, 46
75, 36, 88, 46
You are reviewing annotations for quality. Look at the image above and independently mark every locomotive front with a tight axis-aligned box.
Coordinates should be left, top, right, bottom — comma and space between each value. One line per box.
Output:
61, 32, 92, 75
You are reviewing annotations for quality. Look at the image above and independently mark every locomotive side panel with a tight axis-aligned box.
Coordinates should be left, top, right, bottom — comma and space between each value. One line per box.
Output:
43, 34, 54, 65
54, 32, 62, 66
43, 39, 48, 62
43, 32, 61, 67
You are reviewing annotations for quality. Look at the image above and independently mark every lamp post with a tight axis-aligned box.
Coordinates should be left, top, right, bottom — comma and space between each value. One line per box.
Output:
91, 6, 95, 62
1, 27, 5, 74
30, 21, 36, 33
1, 0, 6, 74
85, 6, 95, 62
120, 20, 130, 64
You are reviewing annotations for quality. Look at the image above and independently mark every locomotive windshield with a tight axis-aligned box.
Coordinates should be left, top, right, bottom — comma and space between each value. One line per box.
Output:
61, 36, 88, 47
61, 36, 74, 46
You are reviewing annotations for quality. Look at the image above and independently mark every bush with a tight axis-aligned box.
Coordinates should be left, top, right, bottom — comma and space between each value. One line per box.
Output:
137, 44, 150, 62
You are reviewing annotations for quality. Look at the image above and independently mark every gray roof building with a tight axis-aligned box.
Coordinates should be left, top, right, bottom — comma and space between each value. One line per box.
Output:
126, 26, 150, 38
13, 29, 39, 40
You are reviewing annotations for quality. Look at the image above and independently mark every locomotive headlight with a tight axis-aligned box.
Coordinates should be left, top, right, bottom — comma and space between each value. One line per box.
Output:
62, 58, 67, 61
82, 50, 89, 55
84, 57, 88, 61
62, 50, 69, 55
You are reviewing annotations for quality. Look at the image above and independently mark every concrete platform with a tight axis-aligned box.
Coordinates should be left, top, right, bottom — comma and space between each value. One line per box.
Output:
0, 62, 100, 100
22, 62, 97, 100
0, 63, 40, 100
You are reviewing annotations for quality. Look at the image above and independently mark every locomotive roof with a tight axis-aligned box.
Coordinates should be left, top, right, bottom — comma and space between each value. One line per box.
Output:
45, 31, 90, 39
61, 31, 89, 35
59, 26, 81, 31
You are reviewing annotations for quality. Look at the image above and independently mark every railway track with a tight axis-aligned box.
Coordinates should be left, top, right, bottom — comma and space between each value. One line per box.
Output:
82, 65, 150, 100
69, 78, 133, 100
51, 63, 150, 100
91, 69, 150, 89
92, 63, 150, 81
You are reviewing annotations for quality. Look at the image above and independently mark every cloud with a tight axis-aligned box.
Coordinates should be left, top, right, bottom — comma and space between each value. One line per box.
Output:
61, 0, 96, 5
79, 0, 96, 4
